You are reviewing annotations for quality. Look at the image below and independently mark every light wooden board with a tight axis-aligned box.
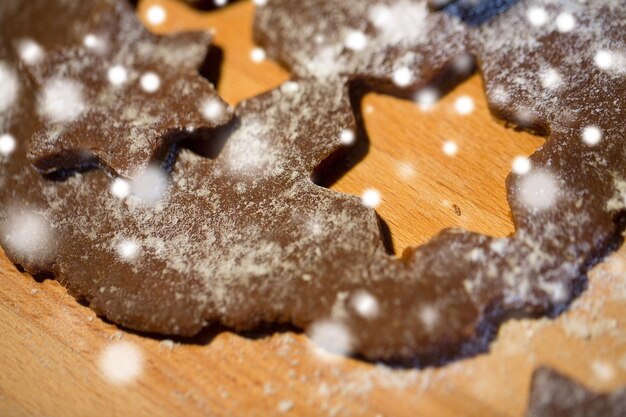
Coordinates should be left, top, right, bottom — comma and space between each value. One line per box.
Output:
1, 1, 625, 416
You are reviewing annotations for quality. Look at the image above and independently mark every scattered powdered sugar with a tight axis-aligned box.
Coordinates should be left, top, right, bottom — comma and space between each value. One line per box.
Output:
221, 119, 283, 176
116, 239, 141, 261
526, 6, 549, 27
361, 189, 381, 208
517, 169, 558, 211
110, 178, 131, 199
17, 39, 44, 65
255, 0, 467, 82
392, 66, 413, 87
129, 165, 169, 205
414, 87, 439, 110
1, 0, 624, 375
201, 98, 227, 122
24, 0, 228, 178
454, 95, 474, 115
555, 12, 576, 32
281, 81, 300, 94
351, 290, 379, 319
37, 78, 86, 124
339, 128, 355, 145
581, 125, 602, 146
0, 61, 19, 113
475, 0, 623, 129
591, 361, 616, 382
419, 304, 439, 330
140, 72, 161, 93
0, 208, 55, 267
308, 320, 352, 357
146, 4, 167, 26
368, 1, 429, 45
0, 133, 16, 156
107, 65, 128, 87
98, 341, 143, 385
83, 34, 105, 51
344, 30, 368, 51
539, 67, 562, 90
253, 250, 626, 414
512, 156, 531, 175
442, 140, 458, 156
277, 399, 294, 413
250, 47, 266, 62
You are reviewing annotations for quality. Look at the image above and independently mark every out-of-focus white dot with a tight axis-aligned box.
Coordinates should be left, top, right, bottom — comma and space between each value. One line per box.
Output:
491, 86, 508, 103
512, 156, 531, 175
307, 220, 323, 236
519, 170, 558, 211
281, 81, 299, 94
201, 98, 226, 122
453, 53, 474, 75
214, 0, 227, 6
515, 109, 535, 127
392, 66, 413, 87
454, 95, 474, 115
369, 4, 391, 27
442, 140, 458, 156
345, 30, 368, 51
540, 68, 562, 90
0, 133, 16, 156
591, 361, 616, 382
140, 72, 160, 93
1, 210, 53, 262
250, 47, 266, 62
146, 5, 167, 25
253, 0, 267, 5
38, 78, 86, 123
117, 240, 140, 260
99, 342, 143, 385
397, 161, 416, 179
110, 178, 130, 198
84, 34, 100, 49
594, 50, 613, 70
351, 290, 379, 319
0, 62, 19, 113
420, 305, 439, 330
308, 320, 352, 356
361, 189, 381, 208
339, 128, 355, 145
540, 281, 568, 303
107, 65, 128, 87
18, 39, 44, 65
555, 12, 576, 32
415, 87, 439, 111
527, 6, 548, 26
130, 165, 169, 205
581, 125, 602, 146
277, 399, 294, 413
365, 105, 374, 114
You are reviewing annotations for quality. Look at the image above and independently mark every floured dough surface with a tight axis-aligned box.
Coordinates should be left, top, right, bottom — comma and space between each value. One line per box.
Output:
0, 0, 624, 362
24, 0, 231, 178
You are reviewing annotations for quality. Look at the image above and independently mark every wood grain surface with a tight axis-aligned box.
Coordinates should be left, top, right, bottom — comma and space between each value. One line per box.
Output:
1, 1, 625, 416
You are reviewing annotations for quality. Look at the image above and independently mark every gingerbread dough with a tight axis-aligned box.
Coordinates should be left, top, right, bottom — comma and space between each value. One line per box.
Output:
0, 0, 624, 361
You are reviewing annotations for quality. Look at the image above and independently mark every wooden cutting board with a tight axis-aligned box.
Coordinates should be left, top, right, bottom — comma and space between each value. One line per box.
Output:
1, 1, 625, 416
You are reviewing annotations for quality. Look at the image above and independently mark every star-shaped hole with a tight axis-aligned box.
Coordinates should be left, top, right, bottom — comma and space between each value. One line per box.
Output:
318, 73, 544, 255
